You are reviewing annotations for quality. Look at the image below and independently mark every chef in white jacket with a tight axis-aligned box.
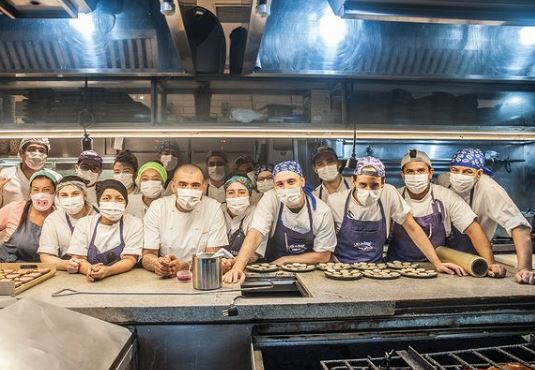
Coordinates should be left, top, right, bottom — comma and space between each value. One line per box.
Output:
204, 150, 228, 203
142, 164, 228, 277
437, 148, 534, 284
223, 161, 337, 284
0, 138, 61, 207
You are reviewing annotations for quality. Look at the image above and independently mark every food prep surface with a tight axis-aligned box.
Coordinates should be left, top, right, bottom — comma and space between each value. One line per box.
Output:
19, 267, 535, 324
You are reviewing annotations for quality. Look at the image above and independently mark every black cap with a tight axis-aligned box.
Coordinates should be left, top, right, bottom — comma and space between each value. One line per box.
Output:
312, 146, 338, 164
206, 150, 228, 163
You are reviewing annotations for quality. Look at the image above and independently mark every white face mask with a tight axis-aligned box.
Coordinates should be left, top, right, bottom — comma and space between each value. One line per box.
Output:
276, 187, 303, 208
226, 196, 250, 216
140, 180, 163, 199
25, 151, 47, 170
176, 188, 203, 211
99, 201, 125, 222
58, 195, 85, 215
404, 174, 430, 195
449, 173, 476, 193
31, 192, 54, 212
257, 179, 274, 193
356, 189, 382, 207
113, 173, 134, 189
317, 165, 339, 182
76, 168, 99, 186
160, 154, 177, 170
207, 166, 226, 182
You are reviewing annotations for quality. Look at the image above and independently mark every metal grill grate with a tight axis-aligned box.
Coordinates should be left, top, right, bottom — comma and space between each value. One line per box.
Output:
321, 335, 535, 370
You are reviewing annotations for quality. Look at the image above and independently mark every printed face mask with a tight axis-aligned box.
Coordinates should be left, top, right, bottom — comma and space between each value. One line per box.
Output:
99, 201, 126, 222
176, 188, 203, 210
31, 192, 54, 211
226, 196, 250, 216
276, 187, 303, 208
25, 151, 47, 170
449, 173, 476, 193
404, 174, 430, 194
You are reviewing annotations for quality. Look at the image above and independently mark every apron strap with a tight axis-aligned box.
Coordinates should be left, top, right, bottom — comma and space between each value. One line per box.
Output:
343, 178, 350, 189
65, 214, 75, 233
88, 217, 101, 247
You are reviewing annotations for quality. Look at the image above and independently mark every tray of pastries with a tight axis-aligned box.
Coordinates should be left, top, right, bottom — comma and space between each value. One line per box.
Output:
0, 263, 56, 296
246, 263, 279, 273
400, 267, 438, 279
317, 262, 353, 271
362, 269, 401, 280
386, 261, 421, 270
281, 263, 316, 273
324, 269, 363, 281
351, 262, 388, 270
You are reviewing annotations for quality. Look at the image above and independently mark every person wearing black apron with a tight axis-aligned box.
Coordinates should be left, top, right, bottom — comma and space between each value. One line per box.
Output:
222, 161, 337, 283
39, 175, 97, 271
0, 170, 57, 263
329, 156, 465, 275
312, 146, 351, 203
67, 179, 143, 282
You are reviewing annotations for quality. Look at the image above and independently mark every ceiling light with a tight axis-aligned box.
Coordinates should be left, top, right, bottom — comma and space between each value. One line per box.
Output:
69, 13, 95, 37
319, 7, 347, 47
518, 27, 535, 47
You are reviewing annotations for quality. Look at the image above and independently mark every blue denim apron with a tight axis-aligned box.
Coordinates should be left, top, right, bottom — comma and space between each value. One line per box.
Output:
86, 217, 125, 265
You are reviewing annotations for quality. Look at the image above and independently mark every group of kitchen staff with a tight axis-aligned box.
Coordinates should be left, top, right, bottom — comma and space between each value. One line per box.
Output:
0, 138, 532, 285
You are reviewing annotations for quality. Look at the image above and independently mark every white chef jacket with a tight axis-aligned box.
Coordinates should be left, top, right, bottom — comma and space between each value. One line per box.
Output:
222, 204, 267, 257
67, 213, 144, 260
397, 183, 478, 236
38, 204, 98, 258
313, 176, 352, 203
126, 194, 152, 221
327, 184, 411, 237
0, 165, 62, 208
86, 186, 98, 207
436, 173, 532, 239
144, 195, 228, 260
250, 189, 337, 253
204, 180, 226, 203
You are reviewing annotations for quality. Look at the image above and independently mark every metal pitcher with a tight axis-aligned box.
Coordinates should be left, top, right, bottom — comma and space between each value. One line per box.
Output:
192, 253, 221, 290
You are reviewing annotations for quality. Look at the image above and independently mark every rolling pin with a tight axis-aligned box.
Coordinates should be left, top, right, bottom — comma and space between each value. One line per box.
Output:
435, 246, 488, 277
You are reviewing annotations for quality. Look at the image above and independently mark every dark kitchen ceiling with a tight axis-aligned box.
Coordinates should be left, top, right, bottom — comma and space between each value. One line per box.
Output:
256, 0, 535, 80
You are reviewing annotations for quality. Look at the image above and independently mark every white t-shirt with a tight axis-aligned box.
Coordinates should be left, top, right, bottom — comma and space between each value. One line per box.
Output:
38, 204, 98, 258
437, 173, 532, 239
397, 183, 477, 236
144, 195, 228, 260
222, 204, 268, 257
205, 180, 226, 203
0, 165, 61, 208
86, 186, 98, 206
67, 213, 143, 260
250, 190, 337, 253
126, 194, 151, 221
327, 184, 411, 237
313, 176, 352, 203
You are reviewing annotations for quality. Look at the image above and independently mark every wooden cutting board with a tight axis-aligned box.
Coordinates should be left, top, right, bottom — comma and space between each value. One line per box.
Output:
494, 254, 535, 269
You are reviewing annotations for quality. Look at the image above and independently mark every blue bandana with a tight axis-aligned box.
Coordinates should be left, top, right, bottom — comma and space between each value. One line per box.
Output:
255, 163, 274, 177
451, 148, 485, 170
273, 161, 303, 177
354, 156, 386, 177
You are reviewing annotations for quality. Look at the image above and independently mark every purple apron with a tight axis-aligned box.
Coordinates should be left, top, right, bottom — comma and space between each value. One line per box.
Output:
319, 177, 350, 201
86, 217, 125, 265
226, 217, 246, 257
335, 191, 387, 263
387, 189, 446, 262
264, 199, 315, 262
446, 186, 478, 255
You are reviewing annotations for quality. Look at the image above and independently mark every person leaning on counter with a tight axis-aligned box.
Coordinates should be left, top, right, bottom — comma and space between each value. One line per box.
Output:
312, 146, 351, 203
219, 175, 267, 260
327, 156, 465, 275
67, 179, 143, 281
437, 148, 535, 284
223, 161, 337, 284
142, 164, 228, 277
75, 149, 103, 206
0, 138, 61, 208
387, 149, 506, 278
38, 176, 98, 270
0, 169, 57, 263
126, 161, 167, 220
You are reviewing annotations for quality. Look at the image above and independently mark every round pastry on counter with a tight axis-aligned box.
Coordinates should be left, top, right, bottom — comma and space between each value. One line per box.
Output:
281, 263, 316, 273
362, 269, 401, 280
386, 261, 421, 270
400, 268, 438, 279
351, 262, 386, 270
324, 269, 363, 281
317, 262, 352, 271
246, 263, 279, 273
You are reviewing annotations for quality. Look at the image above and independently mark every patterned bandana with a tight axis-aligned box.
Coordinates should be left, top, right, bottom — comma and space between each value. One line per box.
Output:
78, 150, 103, 165
273, 161, 304, 177
224, 176, 254, 193
255, 163, 275, 177
451, 148, 485, 170
19, 138, 50, 151
354, 156, 386, 177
